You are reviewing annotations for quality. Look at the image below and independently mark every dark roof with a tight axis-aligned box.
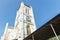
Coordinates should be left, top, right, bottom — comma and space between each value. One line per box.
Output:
24, 4, 30, 8
23, 14, 60, 40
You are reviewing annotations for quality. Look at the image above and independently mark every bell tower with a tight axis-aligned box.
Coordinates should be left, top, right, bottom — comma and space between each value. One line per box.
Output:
14, 2, 36, 39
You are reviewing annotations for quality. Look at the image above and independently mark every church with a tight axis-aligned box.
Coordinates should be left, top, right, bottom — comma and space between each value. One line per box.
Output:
1, 2, 36, 40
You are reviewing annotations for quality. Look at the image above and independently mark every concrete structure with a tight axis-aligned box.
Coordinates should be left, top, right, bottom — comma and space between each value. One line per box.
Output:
1, 2, 36, 40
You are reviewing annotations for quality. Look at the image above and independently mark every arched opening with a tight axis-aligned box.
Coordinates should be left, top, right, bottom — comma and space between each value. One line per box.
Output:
27, 24, 31, 35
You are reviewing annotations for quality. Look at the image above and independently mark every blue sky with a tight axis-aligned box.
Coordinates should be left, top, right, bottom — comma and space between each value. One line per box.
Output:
0, 0, 60, 37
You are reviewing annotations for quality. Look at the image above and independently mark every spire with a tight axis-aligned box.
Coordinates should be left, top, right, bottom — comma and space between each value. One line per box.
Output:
21, 2, 24, 6
4, 22, 9, 36
1, 22, 9, 40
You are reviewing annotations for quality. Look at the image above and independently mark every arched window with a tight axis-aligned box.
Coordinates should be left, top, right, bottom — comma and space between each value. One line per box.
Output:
27, 24, 31, 35
26, 16, 31, 22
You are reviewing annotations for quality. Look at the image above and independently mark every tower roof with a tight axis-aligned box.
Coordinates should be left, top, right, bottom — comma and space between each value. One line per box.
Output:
21, 2, 30, 8
17, 2, 30, 10
24, 3, 30, 8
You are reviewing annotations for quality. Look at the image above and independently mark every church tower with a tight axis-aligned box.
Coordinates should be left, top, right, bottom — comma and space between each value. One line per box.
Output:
14, 2, 36, 39
1, 2, 36, 40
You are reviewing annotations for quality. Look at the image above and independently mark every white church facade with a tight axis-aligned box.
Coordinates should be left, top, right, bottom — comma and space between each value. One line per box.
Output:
1, 2, 36, 40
